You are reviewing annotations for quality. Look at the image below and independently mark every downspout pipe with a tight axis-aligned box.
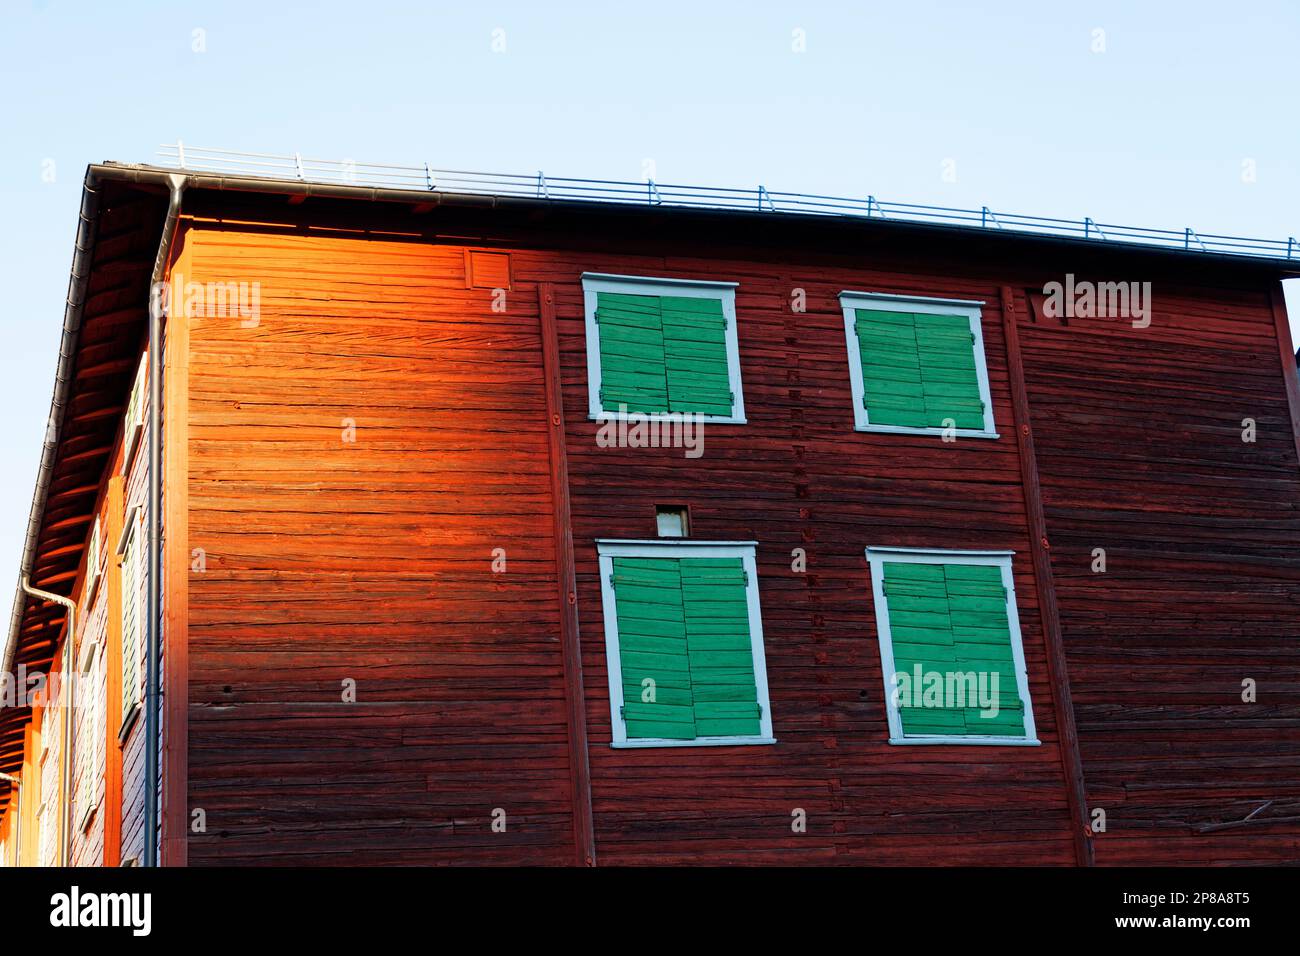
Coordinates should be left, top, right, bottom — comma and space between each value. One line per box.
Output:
0, 772, 17, 860
144, 174, 186, 868
20, 577, 73, 867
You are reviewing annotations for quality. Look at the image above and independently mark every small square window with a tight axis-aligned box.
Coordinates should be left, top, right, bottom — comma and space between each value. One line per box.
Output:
655, 505, 690, 538
1027, 290, 1066, 326
465, 250, 511, 290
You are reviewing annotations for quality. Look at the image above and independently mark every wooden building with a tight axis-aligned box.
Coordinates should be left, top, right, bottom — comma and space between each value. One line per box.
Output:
1, 157, 1297, 866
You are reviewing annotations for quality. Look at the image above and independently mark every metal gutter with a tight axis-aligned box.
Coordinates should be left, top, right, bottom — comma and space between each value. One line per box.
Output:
2, 169, 101, 689
143, 174, 185, 867
147, 143, 1300, 263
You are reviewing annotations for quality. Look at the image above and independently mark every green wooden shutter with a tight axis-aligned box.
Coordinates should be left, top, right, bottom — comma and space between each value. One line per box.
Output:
916, 314, 984, 429
612, 557, 695, 739
855, 310, 928, 428
854, 309, 985, 430
944, 563, 1025, 735
882, 561, 1026, 738
596, 290, 733, 417
661, 296, 733, 417
611, 555, 761, 740
680, 558, 761, 736
883, 562, 964, 735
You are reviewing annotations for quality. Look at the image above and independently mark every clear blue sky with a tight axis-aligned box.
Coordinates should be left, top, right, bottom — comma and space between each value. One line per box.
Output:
1, 1, 1297, 586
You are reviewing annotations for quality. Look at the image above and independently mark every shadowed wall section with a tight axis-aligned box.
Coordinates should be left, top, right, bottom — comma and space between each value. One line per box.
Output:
1020, 282, 1300, 864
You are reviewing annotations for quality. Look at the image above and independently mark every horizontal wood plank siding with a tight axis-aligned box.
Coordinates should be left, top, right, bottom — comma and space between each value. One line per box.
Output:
1019, 282, 1300, 864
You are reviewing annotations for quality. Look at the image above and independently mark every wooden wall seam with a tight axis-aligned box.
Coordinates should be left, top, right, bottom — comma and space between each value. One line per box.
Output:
539, 282, 597, 866
998, 286, 1095, 866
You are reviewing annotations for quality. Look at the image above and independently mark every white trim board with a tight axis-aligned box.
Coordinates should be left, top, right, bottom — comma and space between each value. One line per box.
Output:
865, 547, 1039, 747
582, 272, 747, 424
867, 546, 1014, 558
840, 290, 999, 439
596, 538, 759, 552
581, 272, 739, 290
839, 290, 986, 308
596, 539, 775, 749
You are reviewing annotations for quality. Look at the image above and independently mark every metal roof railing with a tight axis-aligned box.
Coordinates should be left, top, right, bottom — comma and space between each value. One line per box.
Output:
155, 142, 1298, 261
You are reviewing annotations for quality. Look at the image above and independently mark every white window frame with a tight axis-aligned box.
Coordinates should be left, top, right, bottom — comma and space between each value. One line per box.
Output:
122, 352, 147, 474
866, 546, 1038, 747
582, 273, 746, 424
35, 795, 50, 868
596, 539, 774, 748
85, 516, 104, 603
840, 291, 998, 439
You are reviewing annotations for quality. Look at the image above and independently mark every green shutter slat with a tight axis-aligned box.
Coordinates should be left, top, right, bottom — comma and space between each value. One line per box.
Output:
900, 709, 968, 736
611, 556, 681, 580
891, 646, 959, 670
624, 713, 697, 740
624, 683, 693, 707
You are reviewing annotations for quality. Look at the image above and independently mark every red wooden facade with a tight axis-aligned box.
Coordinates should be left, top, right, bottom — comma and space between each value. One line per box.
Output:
2, 167, 1297, 865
